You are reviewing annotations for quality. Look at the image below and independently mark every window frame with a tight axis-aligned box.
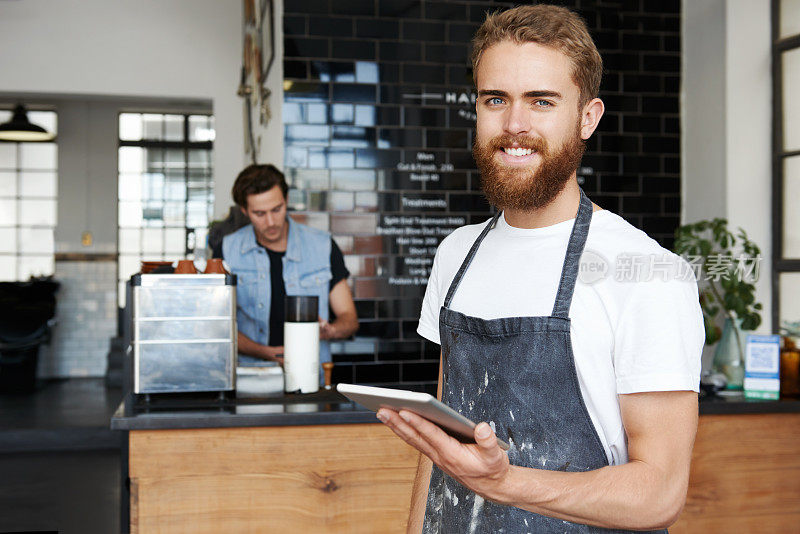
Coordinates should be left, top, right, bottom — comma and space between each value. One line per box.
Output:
116, 112, 214, 305
0, 107, 58, 282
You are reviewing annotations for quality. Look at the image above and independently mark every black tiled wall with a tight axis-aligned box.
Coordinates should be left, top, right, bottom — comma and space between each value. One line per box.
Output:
283, 0, 681, 392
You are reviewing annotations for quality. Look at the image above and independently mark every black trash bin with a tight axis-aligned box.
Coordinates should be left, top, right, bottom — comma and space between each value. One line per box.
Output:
0, 279, 59, 393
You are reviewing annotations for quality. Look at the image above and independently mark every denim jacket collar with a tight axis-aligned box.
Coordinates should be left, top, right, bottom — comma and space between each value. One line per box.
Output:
284, 218, 303, 263
239, 225, 260, 255
239, 217, 303, 263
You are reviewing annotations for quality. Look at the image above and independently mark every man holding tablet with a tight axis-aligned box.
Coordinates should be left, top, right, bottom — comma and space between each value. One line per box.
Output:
376, 5, 703, 533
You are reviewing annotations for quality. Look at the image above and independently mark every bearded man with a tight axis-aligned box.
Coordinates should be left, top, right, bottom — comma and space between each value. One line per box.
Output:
377, 5, 704, 533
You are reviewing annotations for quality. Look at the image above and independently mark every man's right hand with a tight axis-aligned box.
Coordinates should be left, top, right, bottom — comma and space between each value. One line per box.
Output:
261, 345, 284, 365
237, 332, 284, 364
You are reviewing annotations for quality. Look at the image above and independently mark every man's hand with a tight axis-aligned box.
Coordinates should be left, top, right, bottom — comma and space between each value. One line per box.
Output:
261, 345, 284, 364
379, 390, 697, 530
319, 319, 337, 340
237, 332, 283, 364
377, 408, 511, 502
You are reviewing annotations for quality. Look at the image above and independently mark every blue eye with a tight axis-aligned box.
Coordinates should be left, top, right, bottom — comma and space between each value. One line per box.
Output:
535, 100, 552, 107
487, 97, 504, 105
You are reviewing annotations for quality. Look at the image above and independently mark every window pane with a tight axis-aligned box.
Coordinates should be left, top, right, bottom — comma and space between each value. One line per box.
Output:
189, 115, 215, 141
119, 228, 141, 254
186, 201, 208, 228
164, 176, 186, 201
142, 173, 165, 201
145, 148, 162, 173
20, 172, 57, 198
164, 228, 185, 254
142, 201, 164, 226
119, 201, 143, 227
784, 156, 800, 258
142, 228, 164, 254
0, 172, 16, 197
18, 255, 54, 280
119, 147, 145, 173
781, 272, 800, 324
118, 173, 143, 201
142, 114, 163, 141
781, 0, 800, 38
188, 149, 211, 169
163, 202, 186, 225
0, 144, 16, 170
188, 169, 212, 188
19, 199, 56, 226
783, 48, 800, 151
0, 255, 15, 281
164, 149, 185, 171
19, 143, 57, 170
187, 186, 211, 202
0, 199, 16, 225
19, 228, 54, 254
119, 113, 143, 141
0, 228, 16, 253
164, 114, 184, 142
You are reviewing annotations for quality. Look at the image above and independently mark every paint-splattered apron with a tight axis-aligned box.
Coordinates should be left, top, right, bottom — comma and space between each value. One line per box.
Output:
422, 189, 666, 533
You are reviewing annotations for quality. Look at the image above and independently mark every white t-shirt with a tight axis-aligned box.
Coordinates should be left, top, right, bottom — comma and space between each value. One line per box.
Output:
417, 209, 704, 465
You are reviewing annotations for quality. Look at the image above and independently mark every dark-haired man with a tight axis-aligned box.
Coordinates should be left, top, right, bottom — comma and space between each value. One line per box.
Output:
217, 164, 358, 370
377, 4, 703, 533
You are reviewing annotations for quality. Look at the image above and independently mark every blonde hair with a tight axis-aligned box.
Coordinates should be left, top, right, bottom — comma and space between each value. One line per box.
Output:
471, 4, 603, 106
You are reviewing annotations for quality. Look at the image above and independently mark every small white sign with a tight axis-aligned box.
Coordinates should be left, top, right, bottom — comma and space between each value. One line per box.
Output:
744, 334, 780, 400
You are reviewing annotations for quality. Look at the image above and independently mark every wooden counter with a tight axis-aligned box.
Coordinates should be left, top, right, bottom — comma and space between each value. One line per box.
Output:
128, 424, 418, 533
115, 393, 800, 533
672, 412, 800, 532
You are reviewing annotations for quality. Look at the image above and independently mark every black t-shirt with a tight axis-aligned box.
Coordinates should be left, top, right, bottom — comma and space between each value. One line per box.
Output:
214, 238, 349, 347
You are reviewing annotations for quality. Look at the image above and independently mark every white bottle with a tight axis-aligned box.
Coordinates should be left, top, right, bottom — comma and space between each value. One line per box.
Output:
283, 295, 319, 394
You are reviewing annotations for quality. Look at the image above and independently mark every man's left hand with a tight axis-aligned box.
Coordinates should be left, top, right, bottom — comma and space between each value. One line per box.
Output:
377, 408, 511, 502
319, 319, 337, 340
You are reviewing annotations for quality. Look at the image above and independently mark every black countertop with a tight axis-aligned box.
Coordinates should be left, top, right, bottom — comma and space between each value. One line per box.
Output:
110, 388, 800, 431
110, 389, 377, 431
698, 391, 800, 415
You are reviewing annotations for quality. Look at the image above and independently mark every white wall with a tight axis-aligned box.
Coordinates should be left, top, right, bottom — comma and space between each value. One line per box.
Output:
724, 0, 772, 335
683, 0, 773, 320
682, 0, 727, 223
683, 0, 773, 370
0, 0, 284, 219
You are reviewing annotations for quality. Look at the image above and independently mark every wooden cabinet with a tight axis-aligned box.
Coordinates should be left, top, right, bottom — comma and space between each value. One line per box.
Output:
127, 413, 800, 532
672, 412, 800, 532
128, 424, 419, 533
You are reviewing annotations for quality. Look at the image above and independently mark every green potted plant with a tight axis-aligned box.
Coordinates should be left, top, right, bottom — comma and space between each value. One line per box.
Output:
673, 218, 762, 389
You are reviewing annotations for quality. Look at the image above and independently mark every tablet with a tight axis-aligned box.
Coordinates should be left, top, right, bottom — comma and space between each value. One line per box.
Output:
337, 383, 510, 451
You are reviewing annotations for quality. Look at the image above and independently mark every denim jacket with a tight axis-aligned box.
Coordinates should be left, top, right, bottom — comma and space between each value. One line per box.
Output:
222, 218, 332, 368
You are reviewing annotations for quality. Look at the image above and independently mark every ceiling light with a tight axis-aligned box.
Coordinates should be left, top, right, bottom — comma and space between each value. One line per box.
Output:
0, 104, 55, 142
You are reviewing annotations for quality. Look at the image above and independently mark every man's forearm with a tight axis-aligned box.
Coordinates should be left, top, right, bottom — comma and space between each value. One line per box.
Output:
236, 332, 280, 360
328, 311, 358, 339
494, 457, 688, 530
406, 452, 432, 533
383, 391, 697, 531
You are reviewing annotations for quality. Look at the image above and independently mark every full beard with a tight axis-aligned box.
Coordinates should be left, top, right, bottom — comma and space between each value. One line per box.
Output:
473, 130, 585, 211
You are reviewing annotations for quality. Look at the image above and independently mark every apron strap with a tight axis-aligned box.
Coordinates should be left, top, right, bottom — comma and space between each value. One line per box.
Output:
551, 188, 594, 319
443, 211, 502, 308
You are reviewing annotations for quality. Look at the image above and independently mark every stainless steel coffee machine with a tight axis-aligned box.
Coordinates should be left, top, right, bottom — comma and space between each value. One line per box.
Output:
130, 273, 237, 394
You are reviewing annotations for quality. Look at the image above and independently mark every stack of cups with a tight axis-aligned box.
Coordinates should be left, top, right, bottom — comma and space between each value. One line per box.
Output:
283, 295, 320, 394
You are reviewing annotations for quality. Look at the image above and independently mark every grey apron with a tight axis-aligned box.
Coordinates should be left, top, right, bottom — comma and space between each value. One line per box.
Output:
422, 190, 666, 534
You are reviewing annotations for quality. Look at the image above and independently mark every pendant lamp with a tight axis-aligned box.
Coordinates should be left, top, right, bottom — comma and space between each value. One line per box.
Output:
0, 104, 55, 142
